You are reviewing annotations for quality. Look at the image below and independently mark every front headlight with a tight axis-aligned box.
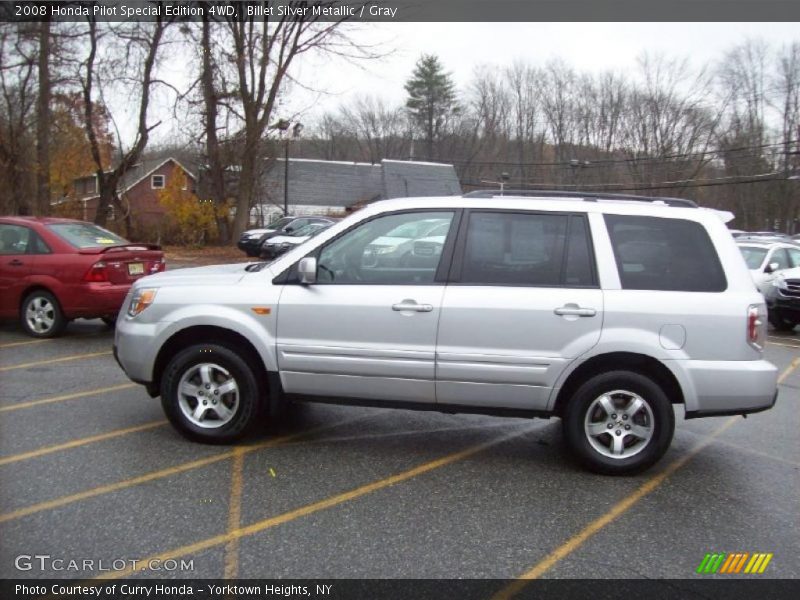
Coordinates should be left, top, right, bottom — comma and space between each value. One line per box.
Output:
772, 276, 788, 290
375, 245, 399, 255
127, 288, 157, 317
279, 242, 290, 249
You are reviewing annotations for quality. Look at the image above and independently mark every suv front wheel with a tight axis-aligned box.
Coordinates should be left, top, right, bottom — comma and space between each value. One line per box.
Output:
161, 343, 261, 443
563, 370, 675, 475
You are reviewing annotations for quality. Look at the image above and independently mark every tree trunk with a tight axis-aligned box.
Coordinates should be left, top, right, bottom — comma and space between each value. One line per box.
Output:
200, 10, 229, 243
35, 18, 51, 216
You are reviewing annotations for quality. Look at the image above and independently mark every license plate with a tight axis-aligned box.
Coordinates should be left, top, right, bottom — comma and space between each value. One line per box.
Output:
127, 263, 144, 276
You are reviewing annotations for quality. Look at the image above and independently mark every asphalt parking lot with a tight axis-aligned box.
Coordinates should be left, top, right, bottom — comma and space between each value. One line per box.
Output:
0, 319, 798, 586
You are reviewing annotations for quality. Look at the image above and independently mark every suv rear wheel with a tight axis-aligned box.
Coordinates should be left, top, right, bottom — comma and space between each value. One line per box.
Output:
161, 343, 261, 443
563, 370, 675, 475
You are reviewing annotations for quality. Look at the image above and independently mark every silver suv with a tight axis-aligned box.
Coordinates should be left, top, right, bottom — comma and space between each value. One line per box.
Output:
114, 192, 778, 474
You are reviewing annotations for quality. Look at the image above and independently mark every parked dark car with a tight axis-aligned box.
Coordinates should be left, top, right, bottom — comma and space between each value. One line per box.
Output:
0, 216, 165, 337
237, 216, 337, 257
259, 222, 335, 259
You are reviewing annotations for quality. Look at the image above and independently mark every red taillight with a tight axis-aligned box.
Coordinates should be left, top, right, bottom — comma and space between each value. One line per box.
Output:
83, 261, 109, 282
747, 304, 764, 350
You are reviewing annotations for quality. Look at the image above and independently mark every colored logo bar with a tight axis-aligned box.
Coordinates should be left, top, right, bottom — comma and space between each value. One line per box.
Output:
696, 552, 773, 574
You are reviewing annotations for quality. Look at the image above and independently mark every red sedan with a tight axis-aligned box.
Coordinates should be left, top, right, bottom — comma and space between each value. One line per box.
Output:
0, 216, 165, 337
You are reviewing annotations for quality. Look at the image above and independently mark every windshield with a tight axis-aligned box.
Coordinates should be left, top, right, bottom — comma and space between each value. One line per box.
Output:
289, 222, 327, 237
268, 216, 293, 229
47, 223, 129, 249
738, 246, 768, 269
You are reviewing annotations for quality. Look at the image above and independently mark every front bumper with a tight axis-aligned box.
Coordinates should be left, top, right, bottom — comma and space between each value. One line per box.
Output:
113, 315, 161, 385
766, 288, 800, 319
237, 238, 264, 255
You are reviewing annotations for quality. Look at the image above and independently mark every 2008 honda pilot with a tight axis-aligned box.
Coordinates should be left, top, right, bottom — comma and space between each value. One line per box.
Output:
114, 192, 779, 474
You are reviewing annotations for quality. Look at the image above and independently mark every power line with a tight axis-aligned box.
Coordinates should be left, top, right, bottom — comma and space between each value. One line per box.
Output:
443, 138, 799, 169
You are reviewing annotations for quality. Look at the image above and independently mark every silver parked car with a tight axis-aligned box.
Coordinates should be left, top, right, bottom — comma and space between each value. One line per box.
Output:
114, 192, 778, 475
737, 241, 800, 295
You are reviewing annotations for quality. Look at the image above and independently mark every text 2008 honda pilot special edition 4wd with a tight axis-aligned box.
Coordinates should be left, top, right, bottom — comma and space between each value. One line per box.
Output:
114, 192, 779, 474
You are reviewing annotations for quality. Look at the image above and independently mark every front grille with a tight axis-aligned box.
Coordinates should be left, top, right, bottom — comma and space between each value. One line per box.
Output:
783, 279, 800, 298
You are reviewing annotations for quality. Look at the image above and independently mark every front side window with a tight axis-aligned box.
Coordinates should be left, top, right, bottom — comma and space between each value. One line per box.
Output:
459, 211, 583, 286
788, 248, 800, 268
47, 223, 128, 249
768, 248, 790, 270
316, 211, 454, 285
605, 214, 726, 292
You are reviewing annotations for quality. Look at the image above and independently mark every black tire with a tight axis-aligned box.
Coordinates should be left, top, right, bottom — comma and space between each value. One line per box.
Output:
102, 316, 117, 328
562, 370, 675, 475
20, 290, 67, 338
160, 343, 262, 443
768, 311, 796, 332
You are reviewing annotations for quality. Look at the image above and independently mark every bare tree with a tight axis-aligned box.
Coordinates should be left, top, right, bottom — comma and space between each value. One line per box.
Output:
76, 17, 167, 230
0, 24, 37, 215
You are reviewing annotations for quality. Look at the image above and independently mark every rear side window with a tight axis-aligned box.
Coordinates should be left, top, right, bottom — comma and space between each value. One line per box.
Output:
458, 212, 595, 287
604, 214, 726, 292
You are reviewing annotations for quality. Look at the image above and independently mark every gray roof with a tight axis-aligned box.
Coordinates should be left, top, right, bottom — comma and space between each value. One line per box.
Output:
261, 158, 461, 208
382, 160, 463, 198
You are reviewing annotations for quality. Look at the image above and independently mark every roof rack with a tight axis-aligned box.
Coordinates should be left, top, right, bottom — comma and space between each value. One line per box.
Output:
463, 189, 698, 208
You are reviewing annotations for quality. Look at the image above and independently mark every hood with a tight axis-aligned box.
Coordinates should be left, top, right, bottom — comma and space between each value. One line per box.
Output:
242, 228, 275, 238
136, 262, 251, 287
268, 234, 310, 245
367, 236, 411, 248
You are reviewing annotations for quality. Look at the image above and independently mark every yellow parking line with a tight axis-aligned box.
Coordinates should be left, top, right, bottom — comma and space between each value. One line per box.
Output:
0, 338, 53, 349
778, 357, 800, 384
0, 350, 112, 372
0, 417, 366, 524
0, 383, 137, 413
223, 446, 246, 579
93, 426, 533, 580
0, 421, 166, 467
491, 417, 738, 598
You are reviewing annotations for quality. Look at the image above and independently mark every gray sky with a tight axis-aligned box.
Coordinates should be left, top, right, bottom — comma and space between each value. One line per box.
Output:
148, 22, 800, 146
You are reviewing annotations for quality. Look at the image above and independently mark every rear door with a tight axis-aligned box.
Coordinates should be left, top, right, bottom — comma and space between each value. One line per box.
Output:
436, 210, 603, 411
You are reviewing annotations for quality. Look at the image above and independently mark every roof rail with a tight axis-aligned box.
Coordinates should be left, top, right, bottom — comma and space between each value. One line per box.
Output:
463, 189, 698, 208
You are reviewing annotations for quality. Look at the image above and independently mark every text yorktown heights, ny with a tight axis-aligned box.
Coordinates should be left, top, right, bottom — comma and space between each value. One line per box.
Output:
14, 584, 334, 597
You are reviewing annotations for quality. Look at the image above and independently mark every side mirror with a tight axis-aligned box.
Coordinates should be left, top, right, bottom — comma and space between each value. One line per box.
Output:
285, 226, 295, 233
765, 262, 780, 274
298, 257, 317, 284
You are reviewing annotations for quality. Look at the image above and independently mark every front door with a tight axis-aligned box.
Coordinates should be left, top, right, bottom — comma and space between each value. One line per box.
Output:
277, 210, 458, 404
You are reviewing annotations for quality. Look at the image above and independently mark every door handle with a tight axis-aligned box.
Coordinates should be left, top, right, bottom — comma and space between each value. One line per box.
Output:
554, 304, 597, 317
8, 259, 23, 266
392, 300, 433, 313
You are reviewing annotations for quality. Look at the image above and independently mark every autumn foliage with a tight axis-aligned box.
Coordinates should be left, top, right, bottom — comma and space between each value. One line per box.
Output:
158, 168, 223, 245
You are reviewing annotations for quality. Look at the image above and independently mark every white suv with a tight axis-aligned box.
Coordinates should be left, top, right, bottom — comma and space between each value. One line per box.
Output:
114, 192, 778, 474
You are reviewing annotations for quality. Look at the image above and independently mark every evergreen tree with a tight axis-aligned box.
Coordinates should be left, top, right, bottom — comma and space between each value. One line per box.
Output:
404, 54, 458, 160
